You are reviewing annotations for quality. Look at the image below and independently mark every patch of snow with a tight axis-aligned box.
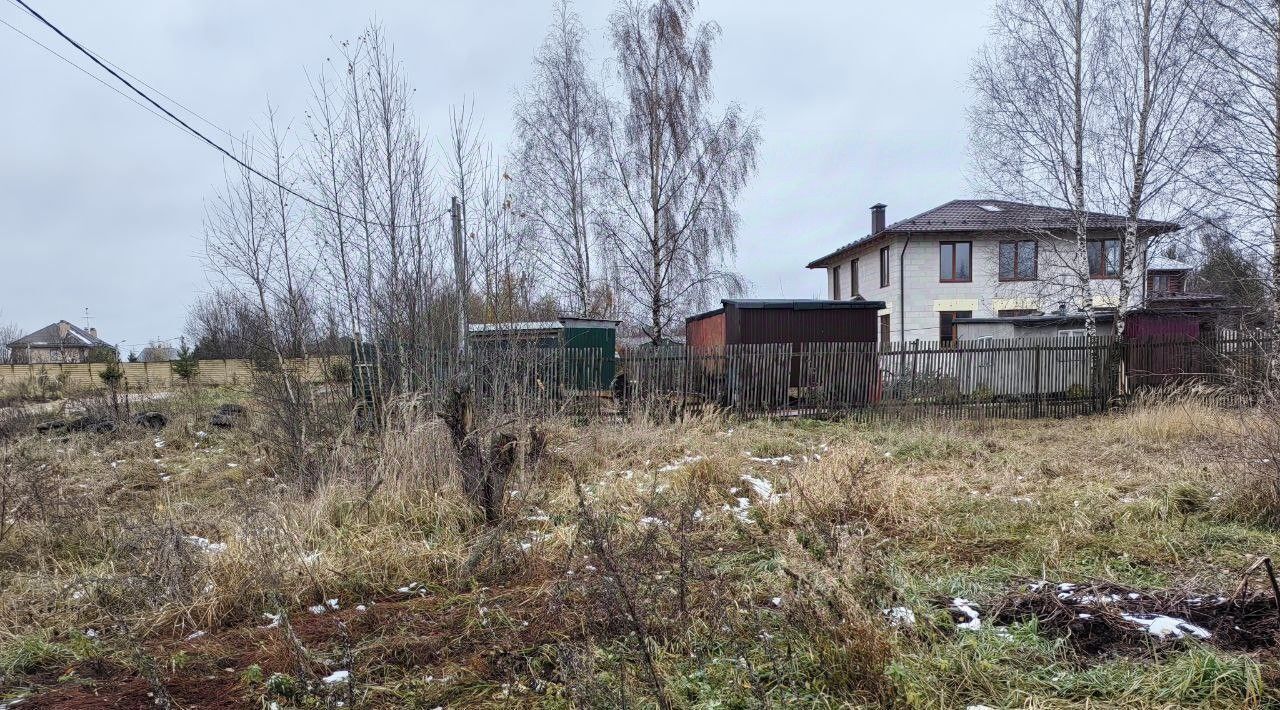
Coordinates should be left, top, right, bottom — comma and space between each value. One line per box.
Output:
355, 605, 367, 612
771, 596, 783, 607
322, 670, 350, 684
185, 536, 227, 554
301, 551, 321, 565
724, 496, 753, 522
84, 628, 98, 638
638, 516, 667, 527
951, 598, 982, 630
325, 598, 339, 610
883, 607, 916, 626
658, 455, 705, 472
741, 474, 780, 503
1121, 613, 1211, 640
260, 613, 281, 628
184, 630, 206, 641
308, 604, 327, 615
195, 431, 208, 439
747, 454, 792, 465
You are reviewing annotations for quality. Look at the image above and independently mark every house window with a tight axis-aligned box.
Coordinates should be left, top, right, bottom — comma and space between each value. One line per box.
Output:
998, 309, 1036, 317
1058, 328, 1086, 338
879, 313, 891, 343
850, 258, 859, 296
832, 264, 841, 300
1087, 239, 1120, 278
939, 241, 972, 282
879, 246, 890, 288
939, 310, 972, 344
1148, 273, 1181, 294
999, 240, 1037, 281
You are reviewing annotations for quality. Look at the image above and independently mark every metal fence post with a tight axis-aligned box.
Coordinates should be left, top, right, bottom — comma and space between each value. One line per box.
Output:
1032, 341, 1042, 418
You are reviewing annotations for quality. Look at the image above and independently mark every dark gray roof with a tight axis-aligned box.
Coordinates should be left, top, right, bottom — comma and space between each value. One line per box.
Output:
689, 298, 886, 323
6, 320, 110, 349
807, 199, 1181, 268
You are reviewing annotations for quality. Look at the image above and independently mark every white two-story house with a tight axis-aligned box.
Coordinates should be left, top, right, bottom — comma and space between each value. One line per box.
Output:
805, 200, 1181, 342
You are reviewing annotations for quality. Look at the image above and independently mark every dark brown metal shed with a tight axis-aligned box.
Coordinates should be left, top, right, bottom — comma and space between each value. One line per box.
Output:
686, 299, 885, 348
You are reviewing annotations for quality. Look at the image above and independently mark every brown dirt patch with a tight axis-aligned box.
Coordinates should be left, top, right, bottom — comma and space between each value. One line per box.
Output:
990, 580, 1280, 657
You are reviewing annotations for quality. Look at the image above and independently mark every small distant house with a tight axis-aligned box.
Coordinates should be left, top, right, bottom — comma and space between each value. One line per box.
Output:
6, 320, 111, 364
805, 200, 1185, 342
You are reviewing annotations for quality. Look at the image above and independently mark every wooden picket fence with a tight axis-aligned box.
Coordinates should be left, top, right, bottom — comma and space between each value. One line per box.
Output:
352, 332, 1274, 422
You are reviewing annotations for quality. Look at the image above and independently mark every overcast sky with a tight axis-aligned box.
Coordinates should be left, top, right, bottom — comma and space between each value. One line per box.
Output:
0, 0, 992, 352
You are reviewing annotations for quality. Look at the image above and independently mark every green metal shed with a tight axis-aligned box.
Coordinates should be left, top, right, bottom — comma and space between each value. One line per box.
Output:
467, 317, 619, 391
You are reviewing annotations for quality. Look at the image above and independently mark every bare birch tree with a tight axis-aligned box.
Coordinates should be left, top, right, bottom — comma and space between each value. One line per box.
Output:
1097, 0, 1205, 336
1184, 0, 1280, 335
971, 0, 1107, 334
599, 0, 759, 344
513, 0, 608, 317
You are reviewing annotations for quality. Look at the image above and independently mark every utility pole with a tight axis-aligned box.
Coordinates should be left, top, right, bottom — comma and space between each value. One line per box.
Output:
451, 196, 469, 357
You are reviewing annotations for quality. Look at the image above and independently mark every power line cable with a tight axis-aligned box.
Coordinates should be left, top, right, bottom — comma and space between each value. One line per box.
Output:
9, 0, 445, 230
0, 14, 187, 133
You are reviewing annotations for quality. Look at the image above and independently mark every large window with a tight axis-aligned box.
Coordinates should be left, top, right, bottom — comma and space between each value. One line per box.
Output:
939, 241, 972, 282
939, 310, 972, 344
1088, 238, 1120, 278
879, 313, 891, 343
879, 246, 890, 288
850, 258, 859, 296
832, 264, 841, 300
999, 240, 1037, 281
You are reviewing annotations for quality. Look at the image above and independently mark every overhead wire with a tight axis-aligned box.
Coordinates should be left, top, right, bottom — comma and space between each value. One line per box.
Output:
6, 0, 446, 230
0, 14, 188, 134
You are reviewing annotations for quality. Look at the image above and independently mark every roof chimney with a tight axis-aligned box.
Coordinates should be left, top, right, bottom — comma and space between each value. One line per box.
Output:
871, 204, 886, 234
57, 321, 70, 338
89, 327, 98, 340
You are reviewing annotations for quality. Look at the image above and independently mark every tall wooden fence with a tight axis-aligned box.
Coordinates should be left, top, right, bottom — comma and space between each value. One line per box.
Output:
0, 358, 336, 392
353, 332, 1273, 422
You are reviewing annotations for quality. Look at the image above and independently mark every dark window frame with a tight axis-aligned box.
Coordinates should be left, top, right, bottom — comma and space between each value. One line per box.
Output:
1088, 238, 1121, 279
850, 257, 860, 296
832, 264, 841, 300
938, 310, 973, 344
939, 241, 973, 283
998, 240, 1038, 281
879, 246, 890, 288
879, 313, 891, 343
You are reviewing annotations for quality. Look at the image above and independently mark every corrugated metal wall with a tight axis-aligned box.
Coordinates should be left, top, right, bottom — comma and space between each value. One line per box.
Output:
731, 306, 878, 345
686, 311, 727, 349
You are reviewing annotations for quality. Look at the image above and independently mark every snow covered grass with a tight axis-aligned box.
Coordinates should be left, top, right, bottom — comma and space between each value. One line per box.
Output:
0, 396, 1277, 707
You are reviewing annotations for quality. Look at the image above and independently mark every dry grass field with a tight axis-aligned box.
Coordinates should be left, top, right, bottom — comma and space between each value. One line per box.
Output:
0, 389, 1277, 708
